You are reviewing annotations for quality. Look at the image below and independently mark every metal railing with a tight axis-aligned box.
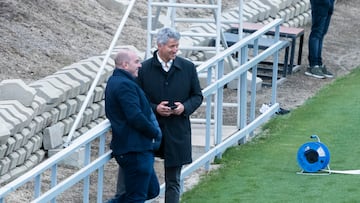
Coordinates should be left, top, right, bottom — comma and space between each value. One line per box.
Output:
177, 18, 283, 195
0, 15, 284, 203
0, 120, 112, 203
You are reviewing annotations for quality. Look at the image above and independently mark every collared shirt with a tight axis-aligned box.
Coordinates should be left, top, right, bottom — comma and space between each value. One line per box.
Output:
157, 52, 173, 72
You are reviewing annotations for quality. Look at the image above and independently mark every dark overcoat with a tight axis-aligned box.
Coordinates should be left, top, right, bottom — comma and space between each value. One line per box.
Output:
105, 68, 161, 156
138, 51, 203, 167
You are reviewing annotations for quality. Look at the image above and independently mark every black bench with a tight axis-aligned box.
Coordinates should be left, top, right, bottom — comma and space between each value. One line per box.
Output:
229, 22, 305, 74
210, 32, 291, 80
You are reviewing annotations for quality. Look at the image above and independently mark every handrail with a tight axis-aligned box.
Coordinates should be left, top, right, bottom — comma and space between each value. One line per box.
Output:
32, 151, 113, 203
202, 40, 284, 96
0, 120, 111, 202
63, 0, 136, 147
154, 18, 284, 200
196, 19, 283, 73
181, 104, 279, 178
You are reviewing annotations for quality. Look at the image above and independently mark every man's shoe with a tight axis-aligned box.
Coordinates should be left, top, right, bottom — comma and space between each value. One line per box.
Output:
321, 65, 334, 78
305, 65, 325, 79
276, 107, 290, 115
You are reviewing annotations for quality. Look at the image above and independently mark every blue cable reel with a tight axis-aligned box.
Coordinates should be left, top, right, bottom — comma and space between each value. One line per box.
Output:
297, 135, 330, 173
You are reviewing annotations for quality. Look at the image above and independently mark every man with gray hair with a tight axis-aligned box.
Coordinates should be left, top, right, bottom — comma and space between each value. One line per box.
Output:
138, 27, 203, 203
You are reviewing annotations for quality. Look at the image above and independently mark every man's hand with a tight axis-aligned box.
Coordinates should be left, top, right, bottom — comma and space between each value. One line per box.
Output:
171, 102, 184, 115
156, 101, 172, 117
156, 101, 184, 116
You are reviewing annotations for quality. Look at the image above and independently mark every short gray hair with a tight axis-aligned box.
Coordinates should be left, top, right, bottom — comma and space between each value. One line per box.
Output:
156, 27, 181, 45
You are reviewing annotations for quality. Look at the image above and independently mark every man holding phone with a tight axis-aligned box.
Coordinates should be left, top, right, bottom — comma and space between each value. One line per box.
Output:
138, 27, 203, 203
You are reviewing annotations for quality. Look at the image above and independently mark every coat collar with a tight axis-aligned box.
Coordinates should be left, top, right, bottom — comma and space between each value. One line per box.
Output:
113, 68, 136, 81
153, 50, 183, 71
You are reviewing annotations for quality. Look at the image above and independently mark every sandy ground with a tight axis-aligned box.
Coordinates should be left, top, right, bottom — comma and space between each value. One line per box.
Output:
1, 0, 360, 202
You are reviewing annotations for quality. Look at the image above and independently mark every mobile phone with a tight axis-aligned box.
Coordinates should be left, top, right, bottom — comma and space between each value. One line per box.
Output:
170, 105, 177, 110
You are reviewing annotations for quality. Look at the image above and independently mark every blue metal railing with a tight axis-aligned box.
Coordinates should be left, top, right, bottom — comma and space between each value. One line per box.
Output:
0, 120, 112, 203
0, 18, 284, 202
177, 18, 283, 195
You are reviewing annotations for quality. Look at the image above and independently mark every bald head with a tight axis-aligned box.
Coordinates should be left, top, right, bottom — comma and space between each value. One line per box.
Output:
114, 48, 142, 77
115, 49, 132, 67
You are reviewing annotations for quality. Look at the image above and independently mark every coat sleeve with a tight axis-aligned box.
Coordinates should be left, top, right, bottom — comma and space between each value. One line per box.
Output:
182, 64, 203, 116
117, 82, 160, 139
149, 109, 162, 150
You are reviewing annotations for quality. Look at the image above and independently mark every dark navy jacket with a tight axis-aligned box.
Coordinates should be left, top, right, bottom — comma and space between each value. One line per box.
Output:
138, 51, 203, 167
105, 68, 161, 155
311, 0, 335, 16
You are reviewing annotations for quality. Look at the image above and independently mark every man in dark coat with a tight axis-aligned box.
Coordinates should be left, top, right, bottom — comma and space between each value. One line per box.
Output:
138, 27, 203, 203
105, 48, 162, 203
